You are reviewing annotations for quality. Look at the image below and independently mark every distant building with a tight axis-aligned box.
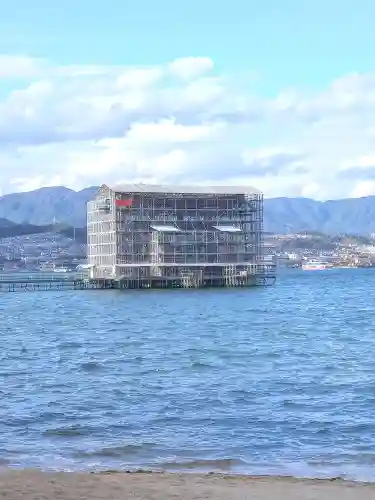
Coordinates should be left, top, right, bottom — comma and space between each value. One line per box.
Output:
286, 252, 299, 260
87, 184, 273, 288
360, 245, 375, 255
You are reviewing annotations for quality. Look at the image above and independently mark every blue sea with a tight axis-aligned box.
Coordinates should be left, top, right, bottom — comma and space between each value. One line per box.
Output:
1, 268, 375, 481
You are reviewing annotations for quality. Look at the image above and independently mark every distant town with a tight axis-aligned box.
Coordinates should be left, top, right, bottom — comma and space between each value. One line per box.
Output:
0, 231, 86, 272
266, 231, 375, 268
1, 229, 375, 273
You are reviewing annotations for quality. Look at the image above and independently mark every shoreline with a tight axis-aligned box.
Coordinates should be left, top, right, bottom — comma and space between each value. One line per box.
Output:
1, 470, 374, 499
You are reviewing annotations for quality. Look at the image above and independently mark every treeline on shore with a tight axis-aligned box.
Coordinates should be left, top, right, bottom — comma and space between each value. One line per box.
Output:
0, 218, 86, 243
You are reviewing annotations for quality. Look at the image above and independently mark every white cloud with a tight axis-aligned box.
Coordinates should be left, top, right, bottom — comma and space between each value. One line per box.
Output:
350, 181, 375, 198
125, 119, 224, 146
0, 54, 46, 79
1, 55, 375, 199
168, 57, 214, 80
116, 67, 164, 88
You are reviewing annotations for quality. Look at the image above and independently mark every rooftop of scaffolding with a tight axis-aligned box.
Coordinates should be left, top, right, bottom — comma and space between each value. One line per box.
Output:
103, 183, 262, 196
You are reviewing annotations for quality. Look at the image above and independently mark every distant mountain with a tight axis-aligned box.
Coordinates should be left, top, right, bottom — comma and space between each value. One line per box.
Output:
264, 196, 375, 234
0, 218, 17, 228
0, 186, 97, 228
1, 186, 375, 235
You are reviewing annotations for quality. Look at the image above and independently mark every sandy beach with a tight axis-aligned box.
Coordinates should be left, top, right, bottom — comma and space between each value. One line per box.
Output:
0, 470, 374, 499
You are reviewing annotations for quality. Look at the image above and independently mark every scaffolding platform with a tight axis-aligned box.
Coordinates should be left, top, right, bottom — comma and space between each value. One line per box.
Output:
0, 264, 276, 292
88, 262, 276, 290
87, 183, 276, 289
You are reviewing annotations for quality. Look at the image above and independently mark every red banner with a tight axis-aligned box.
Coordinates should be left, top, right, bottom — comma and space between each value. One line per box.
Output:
116, 199, 132, 207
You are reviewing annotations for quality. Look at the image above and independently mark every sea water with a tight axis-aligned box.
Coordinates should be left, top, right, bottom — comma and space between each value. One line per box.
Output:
1, 268, 375, 481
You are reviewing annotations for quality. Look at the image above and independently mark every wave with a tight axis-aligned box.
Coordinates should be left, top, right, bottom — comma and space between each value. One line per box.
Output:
80, 361, 103, 371
58, 341, 83, 349
157, 458, 248, 472
43, 425, 91, 437
74, 443, 157, 459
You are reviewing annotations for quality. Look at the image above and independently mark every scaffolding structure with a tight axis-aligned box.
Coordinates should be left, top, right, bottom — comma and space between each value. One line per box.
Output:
87, 184, 275, 289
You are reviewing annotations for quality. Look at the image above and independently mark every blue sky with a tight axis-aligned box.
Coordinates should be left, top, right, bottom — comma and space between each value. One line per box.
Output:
2, 0, 374, 93
0, 1, 375, 199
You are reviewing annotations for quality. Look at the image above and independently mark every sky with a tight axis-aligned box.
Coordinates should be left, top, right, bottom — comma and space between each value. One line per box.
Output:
1, 0, 375, 199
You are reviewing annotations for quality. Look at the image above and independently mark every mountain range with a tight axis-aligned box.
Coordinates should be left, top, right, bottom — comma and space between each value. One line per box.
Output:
0, 186, 375, 235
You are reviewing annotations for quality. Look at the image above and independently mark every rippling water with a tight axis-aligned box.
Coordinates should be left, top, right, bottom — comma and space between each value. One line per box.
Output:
1, 268, 375, 481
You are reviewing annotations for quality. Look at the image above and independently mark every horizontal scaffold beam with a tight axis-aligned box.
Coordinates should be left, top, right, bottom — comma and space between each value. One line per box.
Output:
115, 262, 274, 268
